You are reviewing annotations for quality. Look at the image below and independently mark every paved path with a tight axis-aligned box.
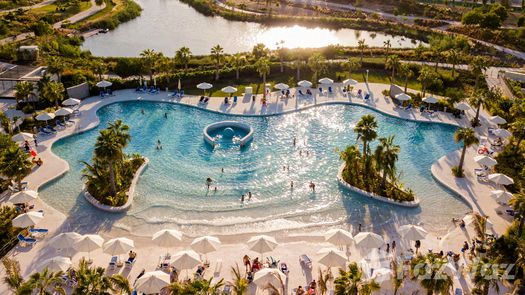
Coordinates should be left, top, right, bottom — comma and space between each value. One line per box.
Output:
0, 0, 56, 13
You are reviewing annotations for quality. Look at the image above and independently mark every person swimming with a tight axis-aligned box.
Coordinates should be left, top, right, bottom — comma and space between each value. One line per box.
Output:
309, 181, 315, 191
141, 109, 145, 115
206, 177, 213, 188
241, 194, 245, 203
290, 181, 294, 189
164, 112, 168, 118
156, 139, 162, 150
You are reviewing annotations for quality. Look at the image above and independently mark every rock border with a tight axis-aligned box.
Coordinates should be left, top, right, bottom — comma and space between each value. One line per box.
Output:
203, 120, 254, 148
83, 157, 149, 212
337, 164, 420, 208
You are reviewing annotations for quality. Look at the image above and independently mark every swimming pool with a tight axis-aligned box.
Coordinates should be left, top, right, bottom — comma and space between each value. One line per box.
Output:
40, 102, 470, 236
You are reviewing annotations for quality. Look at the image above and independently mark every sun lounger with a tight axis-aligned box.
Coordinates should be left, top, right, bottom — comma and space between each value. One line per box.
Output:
56, 120, 66, 128
17, 234, 36, 246
267, 256, 279, 268
99, 91, 105, 98
299, 254, 312, 269
328, 86, 333, 94
38, 127, 54, 135
125, 257, 135, 269
455, 288, 463, 295
233, 96, 238, 103
280, 262, 289, 275
222, 284, 232, 294
109, 256, 118, 269
318, 87, 323, 95
298, 90, 304, 97
364, 93, 370, 100
29, 228, 49, 237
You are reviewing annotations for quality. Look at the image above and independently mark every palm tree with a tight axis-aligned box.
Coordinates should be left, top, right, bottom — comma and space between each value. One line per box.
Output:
229, 53, 246, 80
255, 57, 271, 100
23, 268, 65, 295
470, 56, 488, 92
410, 253, 453, 295
470, 89, 488, 127
339, 145, 362, 186
211, 45, 224, 80
317, 268, 334, 295
276, 40, 286, 73
251, 43, 269, 60
0, 145, 32, 190
510, 192, 525, 234
109, 274, 132, 295
47, 56, 65, 82
385, 55, 400, 84
91, 60, 107, 81
175, 46, 192, 71
41, 81, 65, 107
509, 118, 525, 149
418, 66, 440, 97
383, 39, 392, 62
1, 258, 25, 293
391, 259, 404, 295
345, 57, 361, 80
292, 56, 304, 81
73, 259, 128, 294
399, 63, 414, 93
14, 81, 34, 107
354, 115, 378, 185
334, 262, 380, 295
231, 264, 248, 295
446, 49, 461, 78
307, 53, 327, 83
140, 49, 159, 82
375, 135, 400, 191
470, 257, 503, 295
454, 128, 479, 177
357, 39, 367, 63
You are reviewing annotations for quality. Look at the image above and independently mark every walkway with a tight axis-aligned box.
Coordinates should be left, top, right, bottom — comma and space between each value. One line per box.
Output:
0, 0, 56, 13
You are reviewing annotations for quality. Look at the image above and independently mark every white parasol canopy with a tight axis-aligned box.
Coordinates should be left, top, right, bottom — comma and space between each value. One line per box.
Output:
463, 214, 493, 229
274, 83, 289, 90
324, 229, 354, 246
49, 232, 82, 250
454, 102, 471, 111
354, 232, 384, 249
191, 236, 221, 254
318, 77, 334, 85
399, 224, 428, 241
221, 86, 237, 93
317, 248, 347, 267
74, 234, 104, 254
12, 211, 44, 227
490, 190, 513, 203
55, 108, 73, 117
297, 80, 313, 88
172, 250, 201, 270
196, 82, 213, 90
247, 235, 278, 257
253, 268, 286, 289
493, 129, 512, 138
62, 98, 81, 106
9, 190, 38, 203
395, 93, 411, 101
38, 256, 72, 272
474, 155, 497, 167
103, 237, 134, 256
488, 173, 514, 185
36, 113, 55, 121
135, 271, 170, 294
96, 80, 112, 88
490, 115, 507, 125
152, 229, 182, 248
11, 132, 34, 142
343, 78, 358, 85
422, 96, 438, 104
371, 267, 393, 283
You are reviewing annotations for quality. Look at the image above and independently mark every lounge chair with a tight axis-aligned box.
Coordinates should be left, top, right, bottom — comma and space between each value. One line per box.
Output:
299, 254, 312, 269
38, 127, 54, 135
56, 120, 66, 128
267, 256, 279, 268
488, 127, 495, 136
455, 288, 463, 295
29, 228, 49, 237
298, 90, 304, 97
125, 257, 136, 269
328, 86, 333, 94
99, 91, 105, 98
233, 96, 238, 103
17, 234, 36, 246
179, 90, 184, 97
404, 104, 412, 111
318, 87, 323, 95
364, 93, 370, 100
222, 284, 232, 294
109, 256, 118, 269
280, 262, 289, 275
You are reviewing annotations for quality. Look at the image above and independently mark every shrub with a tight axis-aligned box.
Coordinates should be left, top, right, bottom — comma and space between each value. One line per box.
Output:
518, 16, 525, 27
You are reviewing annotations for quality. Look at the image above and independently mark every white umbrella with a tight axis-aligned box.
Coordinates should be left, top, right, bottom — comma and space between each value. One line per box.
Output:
354, 232, 384, 249
38, 256, 71, 272
317, 248, 347, 267
399, 224, 428, 241
177, 78, 181, 91
395, 93, 411, 101
343, 78, 358, 85
12, 211, 43, 227
191, 236, 221, 255
443, 263, 457, 277
247, 235, 278, 257
454, 102, 471, 111
96, 80, 112, 88
152, 229, 182, 248
221, 86, 237, 94
9, 190, 38, 203
135, 271, 170, 294
297, 80, 313, 88
493, 129, 512, 138
422, 96, 438, 104
462, 215, 493, 229
488, 173, 514, 185
11, 132, 34, 142
318, 77, 334, 85
371, 267, 393, 283
172, 250, 201, 270
55, 107, 73, 117
490, 115, 507, 125
490, 190, 513, 203
103, 237, 134, 256
474, 155, 497, 167
274, 83, 289, 90
325, 229, 354, 246
74, 235, 104, 260
49, 232, 82, 250
197, 82, 213, 90
36, 113, 55, 122
62, 98, 81, 106
253, 268, 286, 290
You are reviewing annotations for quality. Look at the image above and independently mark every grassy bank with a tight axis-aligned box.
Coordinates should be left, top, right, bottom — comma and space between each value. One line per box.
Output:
66, 0, 141, 31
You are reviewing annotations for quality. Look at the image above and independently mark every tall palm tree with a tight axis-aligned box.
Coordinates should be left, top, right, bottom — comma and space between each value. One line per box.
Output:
307, 53, 327, 83
383, 39, 392, 62
275, 40, 286, 73
454, 128, 479, 177
251, 43, 269, 60
47, 56, 65, 82
470, 257, 502, 295
317, 268, 334, 295
1, 257, 25, 293
140, 49, 159, 82
14, 81, 34, 107
354, 115, 378, 185
375, 135, 400, 191
391, 259, 404, 295
410, 253, 453, 295
346, 57, 361, 80
334, 262, 380, 295
255, 57, 271, 100
41, 81, 65, 107
211, 45, 224, 80
418, 66, 440, 97
385, 55, 400, 84
23, 268, 65, 295
357, 39, 367, 63
470, 89, 487, 127
0, 145, 32, 190
73, 260, 125, 294
292, 57, 304, 81
509, 118, 525, 149
339, 145, 362, 185
399, 63, 414, 93
175, 46, 192, 70
510, 192, 525, 234
229, 53, 246, 80
231, 264, 248, 295
470, 56, 488, 92
91, 60, 107, 81
446, 49, 461, 78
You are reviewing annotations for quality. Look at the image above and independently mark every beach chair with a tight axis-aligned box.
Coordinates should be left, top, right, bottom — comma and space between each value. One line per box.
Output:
318, 87, 323, 95
170, 90, 179, 97
233, 96, 238, 103
56, 120, 66, 128
38, 127, 54, 136
109, 256, 118, 269
298, 90, 304, 97
179, 90, 184, 97
125, 257, 136, 269
17, 234, 36, 247
29, 228, 49, 237
299, 254, 312, 269
455, 288, 463, 295
222, 284, 232, 294
99, 91, 105, 98
364, 93, 370, 101
267, 256, 279, 268
328, 86, 333, 95
488, 127, 495, 136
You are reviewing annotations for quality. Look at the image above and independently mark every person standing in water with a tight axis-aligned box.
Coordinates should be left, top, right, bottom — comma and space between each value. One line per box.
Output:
206, 178, 213, 188
248, 192, 252, 200
241, 194, 245, 203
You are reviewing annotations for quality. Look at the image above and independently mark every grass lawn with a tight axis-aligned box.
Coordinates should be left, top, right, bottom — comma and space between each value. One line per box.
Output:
31, 1, 92, 17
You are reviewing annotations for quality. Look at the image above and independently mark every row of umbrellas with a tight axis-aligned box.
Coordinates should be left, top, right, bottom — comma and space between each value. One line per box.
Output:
33, 98, 81, 124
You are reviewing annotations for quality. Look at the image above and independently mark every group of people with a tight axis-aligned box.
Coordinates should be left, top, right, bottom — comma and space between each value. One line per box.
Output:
242, 255, 263, 273
23, 139, 43, 166
296, 280, 317, 295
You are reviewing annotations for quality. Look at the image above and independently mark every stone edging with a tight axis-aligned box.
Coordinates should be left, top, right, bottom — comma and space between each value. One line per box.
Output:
83, 157, 149, 212
203, 120, 254, 148
337, 163, 420, 208
430, 155, 474, 210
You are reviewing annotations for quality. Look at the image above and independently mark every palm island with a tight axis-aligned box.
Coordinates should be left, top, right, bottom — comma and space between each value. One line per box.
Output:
0, 0, 524, 293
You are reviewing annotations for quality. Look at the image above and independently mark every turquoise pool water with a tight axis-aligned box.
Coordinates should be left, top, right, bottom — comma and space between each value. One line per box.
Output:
40, 102, 470, 236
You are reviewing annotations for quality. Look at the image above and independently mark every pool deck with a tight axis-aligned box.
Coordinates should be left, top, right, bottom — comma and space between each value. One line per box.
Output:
1, 82, 512, 294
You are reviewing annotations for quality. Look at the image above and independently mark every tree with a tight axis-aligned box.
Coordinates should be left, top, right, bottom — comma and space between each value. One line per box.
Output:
41, 81, 65, 107
275, 40, 286, 73
417, 66, 440, 97
470, 257, 503, 295
229, 53, 246, 80
346, 58, 361, 80
385, 55, 400, 84
470, 89, 488, 127
317, 268, 334, 295
22, 268, 65, 295
509, 118, 525, 149
410, 253, 453, 295
357, 39, 367, 63
255, 57, 271, 100
383, 39, 392, 62
354, 114, 377, 186
334, 262, 380, 295
211, 45, 224, 80
2, 257, 25, 293
375, 135, 400, 191
231, 264, 248, 295
73, 259, 128, 294
399, 63, 414, 93
175, 46, 192, 70
291, 56, 304, 81
252, 43, 269, 60
510, 192, 525, 234
0, 145, 32, 190
446, 49, 461, 78
470, 56, 488, 93
340, 145, 361, 186
454, 128, 479, 177
140, 49, 159, 82
91, 60, 107, 80
47, 56, 65, 82
14, 81, 34, 107
307, 53, 327, 83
